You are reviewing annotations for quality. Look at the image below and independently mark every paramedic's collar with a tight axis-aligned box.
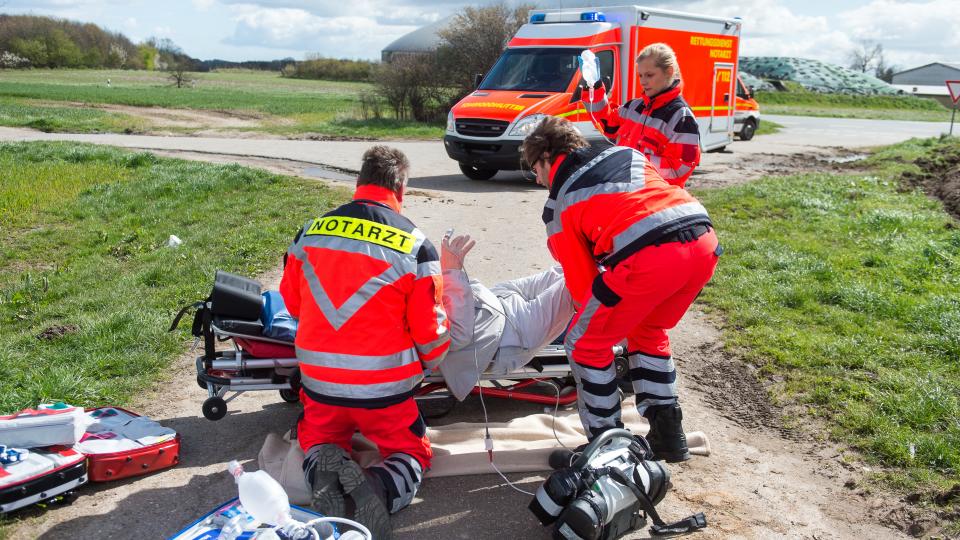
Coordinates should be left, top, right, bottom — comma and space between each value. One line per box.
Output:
547, 154, 568, 187
353, 184, 402, 213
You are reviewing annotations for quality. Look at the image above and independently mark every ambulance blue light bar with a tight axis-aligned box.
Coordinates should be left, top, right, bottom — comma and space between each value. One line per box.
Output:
580, 11, 606, 22
530, 13, 546, 23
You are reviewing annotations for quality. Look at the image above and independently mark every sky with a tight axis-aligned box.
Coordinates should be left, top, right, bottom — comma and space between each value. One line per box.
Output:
2, 0, 957, 71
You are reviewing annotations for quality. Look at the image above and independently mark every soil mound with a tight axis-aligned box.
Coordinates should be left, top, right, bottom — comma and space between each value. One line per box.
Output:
901, 141, 960, 220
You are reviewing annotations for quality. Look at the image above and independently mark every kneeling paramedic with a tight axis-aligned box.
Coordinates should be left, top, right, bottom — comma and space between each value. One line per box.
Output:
522, 117, 720, 463
280, 146, 450, 539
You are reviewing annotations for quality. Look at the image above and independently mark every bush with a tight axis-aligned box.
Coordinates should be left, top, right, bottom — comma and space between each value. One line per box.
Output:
0, 14, 144, 69
283, 55, 374, 82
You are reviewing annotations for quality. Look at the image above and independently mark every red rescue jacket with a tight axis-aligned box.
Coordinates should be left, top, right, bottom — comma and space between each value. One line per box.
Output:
543, 144, 712, 304
280, 185, 450, 408
583, 80, 701, 187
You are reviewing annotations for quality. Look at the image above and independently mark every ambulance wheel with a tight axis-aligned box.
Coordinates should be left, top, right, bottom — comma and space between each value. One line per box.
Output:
202, 397, 228, 420
739, 118, 757, 141
279, 388, 300, 403
459, 163, 497, 181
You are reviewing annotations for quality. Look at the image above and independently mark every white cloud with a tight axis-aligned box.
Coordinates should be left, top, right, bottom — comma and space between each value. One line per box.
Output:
124, 16, 138, 28
192, 0, 217, 11
153, 25, 174, 36
223, 6, 417, 58
837, 0, 960, 67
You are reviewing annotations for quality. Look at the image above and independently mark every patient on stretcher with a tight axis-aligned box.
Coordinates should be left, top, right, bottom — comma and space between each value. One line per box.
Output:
438, 233, 575, 401
257, 233, 575, 402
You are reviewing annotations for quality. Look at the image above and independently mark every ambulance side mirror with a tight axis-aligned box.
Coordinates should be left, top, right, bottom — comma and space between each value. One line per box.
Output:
748, 85, 755, 98
474, 73, 484, 89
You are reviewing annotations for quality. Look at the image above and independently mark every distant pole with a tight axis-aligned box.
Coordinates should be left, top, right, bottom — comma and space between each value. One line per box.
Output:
952, 103, 957, 136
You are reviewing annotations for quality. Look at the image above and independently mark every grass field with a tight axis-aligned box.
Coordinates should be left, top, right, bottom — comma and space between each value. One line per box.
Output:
0, 69, 445, 139
0, 141, 349, 413
696, 136, 960, 509
756, 88, 952, 122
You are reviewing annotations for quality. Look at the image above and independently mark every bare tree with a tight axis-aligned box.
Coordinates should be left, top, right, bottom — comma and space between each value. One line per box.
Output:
437, 3, 535, 95
848, 39, 884, 74
167, 59, 191, 88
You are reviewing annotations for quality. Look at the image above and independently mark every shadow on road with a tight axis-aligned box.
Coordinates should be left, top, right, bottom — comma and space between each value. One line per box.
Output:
409, 172, 544, 194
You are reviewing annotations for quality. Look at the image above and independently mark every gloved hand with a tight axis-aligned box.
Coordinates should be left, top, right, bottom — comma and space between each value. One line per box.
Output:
441, 233, 476, 271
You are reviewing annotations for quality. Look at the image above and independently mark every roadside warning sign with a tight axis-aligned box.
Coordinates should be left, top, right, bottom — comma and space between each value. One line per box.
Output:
947, 80, 960, 104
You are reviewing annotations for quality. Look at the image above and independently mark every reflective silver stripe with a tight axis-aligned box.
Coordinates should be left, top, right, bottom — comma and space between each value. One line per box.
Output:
559, 149, 647, 210
665, 107, 690, 132
558, 523, 586, 540
583, 95, 607, 112
546, 220, 563, 236
293, 247, 407, 331
295, 234, 413, 272
564, 296, 601, 358
408, 227, 428, 257
416, 260, 441, 279
629, 354, 677, 412
417, 329, 449, 357
301, 371, 423, 399
536, 487, 565, 517
296, 346, 419, 370
670, 132, 701, 145
556, 146, 629, 203
610, 201, 710, 253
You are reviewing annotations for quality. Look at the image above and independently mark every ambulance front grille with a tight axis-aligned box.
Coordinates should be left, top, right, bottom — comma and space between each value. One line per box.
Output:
455, 118, 509, 137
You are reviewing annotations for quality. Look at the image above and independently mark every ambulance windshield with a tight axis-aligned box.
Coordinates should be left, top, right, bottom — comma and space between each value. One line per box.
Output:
479, 48, 580, 93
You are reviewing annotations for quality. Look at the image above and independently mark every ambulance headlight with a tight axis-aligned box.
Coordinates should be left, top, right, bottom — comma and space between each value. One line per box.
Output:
509, 114, 546, 137
446, 111, 455, 133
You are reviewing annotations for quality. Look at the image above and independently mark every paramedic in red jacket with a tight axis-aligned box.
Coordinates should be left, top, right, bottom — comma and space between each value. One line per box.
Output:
583, 42, 701, 187
522, 116, 719, 463
280, 145, 450, 538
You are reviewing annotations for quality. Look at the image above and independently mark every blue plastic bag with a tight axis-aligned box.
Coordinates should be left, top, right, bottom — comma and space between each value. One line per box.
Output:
261, 291, 298, 342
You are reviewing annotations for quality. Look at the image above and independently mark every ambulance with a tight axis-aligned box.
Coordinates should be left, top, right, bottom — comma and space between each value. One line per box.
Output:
443, 5, 746, 180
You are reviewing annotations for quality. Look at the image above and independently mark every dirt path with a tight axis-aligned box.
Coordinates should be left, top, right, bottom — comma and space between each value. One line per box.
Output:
5, 140, 918, 540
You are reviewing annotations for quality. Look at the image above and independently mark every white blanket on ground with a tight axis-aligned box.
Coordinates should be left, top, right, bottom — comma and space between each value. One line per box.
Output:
259, 397, 711, 506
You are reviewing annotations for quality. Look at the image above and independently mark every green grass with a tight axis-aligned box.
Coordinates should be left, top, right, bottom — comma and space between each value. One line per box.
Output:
756, 89, 952, 122
755, 119, 782, 136
696, 136, 960, 500
0, 69, 443, 138
0, 141, 350, 413
0, 96, 146, 133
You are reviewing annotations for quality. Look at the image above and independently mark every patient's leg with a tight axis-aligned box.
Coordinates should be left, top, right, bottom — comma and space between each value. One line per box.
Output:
492, 266, 574, 352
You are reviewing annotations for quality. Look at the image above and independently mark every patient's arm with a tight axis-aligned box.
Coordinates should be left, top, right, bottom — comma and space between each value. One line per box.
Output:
440, 234, 476, 271
441, 268, 476, 351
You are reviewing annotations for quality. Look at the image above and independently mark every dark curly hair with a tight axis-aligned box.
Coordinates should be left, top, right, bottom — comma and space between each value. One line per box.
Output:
358, 145, 410, 192
520, 116, 589, 168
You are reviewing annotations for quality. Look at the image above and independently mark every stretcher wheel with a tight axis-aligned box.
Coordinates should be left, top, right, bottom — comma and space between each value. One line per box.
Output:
202, 396, 228, 420
279, 388, 300, 403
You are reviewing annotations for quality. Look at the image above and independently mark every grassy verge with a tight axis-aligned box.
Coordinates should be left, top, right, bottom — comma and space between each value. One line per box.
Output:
0, 141, 349, 413
696, 136, 960, 524
0, 69, 443, 139
756, 88, 952, 122
755, 119, 782, 136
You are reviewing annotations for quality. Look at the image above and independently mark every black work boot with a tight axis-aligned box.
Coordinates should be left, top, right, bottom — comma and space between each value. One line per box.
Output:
643, 404, 691, 463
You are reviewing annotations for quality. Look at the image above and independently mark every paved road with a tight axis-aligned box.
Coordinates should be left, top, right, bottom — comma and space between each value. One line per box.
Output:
0, 114, 951, 181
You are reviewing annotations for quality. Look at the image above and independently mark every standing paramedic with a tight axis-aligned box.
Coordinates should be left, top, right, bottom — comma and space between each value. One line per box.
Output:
582, 42, 701, 187
279, 145, 450, 539
522, 116, 719, 463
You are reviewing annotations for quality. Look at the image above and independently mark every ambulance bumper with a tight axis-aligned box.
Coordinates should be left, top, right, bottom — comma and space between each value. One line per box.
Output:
443, 135, 524, 171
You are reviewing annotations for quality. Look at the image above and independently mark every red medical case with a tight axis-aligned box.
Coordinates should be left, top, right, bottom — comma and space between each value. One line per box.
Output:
0, 445, 87, 514
78, 407, 181, 482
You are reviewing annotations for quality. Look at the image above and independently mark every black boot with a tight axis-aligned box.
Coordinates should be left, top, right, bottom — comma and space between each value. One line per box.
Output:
643, 404, 691, 463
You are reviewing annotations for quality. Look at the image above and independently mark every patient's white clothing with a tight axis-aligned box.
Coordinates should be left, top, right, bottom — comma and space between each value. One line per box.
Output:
438, 267, 574, 401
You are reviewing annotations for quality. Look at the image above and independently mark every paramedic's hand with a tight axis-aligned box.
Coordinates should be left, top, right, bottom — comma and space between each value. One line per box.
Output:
441, 234, 475, 271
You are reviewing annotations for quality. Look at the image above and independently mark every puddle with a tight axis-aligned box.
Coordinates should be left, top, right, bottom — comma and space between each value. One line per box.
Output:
821, 153, 868, 164
302, 166, 356, 182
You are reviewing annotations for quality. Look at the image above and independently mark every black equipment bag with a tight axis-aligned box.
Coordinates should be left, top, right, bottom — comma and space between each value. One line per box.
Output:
209, 270, 263, 321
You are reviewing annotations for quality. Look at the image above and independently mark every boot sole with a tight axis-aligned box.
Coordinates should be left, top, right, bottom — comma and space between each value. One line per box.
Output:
655, 450, 691, 463
314, 447, 392, 539
310, 445, 352, 517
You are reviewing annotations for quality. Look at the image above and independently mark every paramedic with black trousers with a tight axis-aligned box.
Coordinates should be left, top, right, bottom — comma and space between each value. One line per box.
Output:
522, 116, 719, 462
583, 42, 701, 187
280, 146, 450, 539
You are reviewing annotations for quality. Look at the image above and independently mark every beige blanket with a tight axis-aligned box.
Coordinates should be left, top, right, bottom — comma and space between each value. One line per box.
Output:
259, 397, 710, 506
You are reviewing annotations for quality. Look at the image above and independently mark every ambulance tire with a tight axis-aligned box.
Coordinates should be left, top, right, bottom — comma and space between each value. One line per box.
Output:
279, 388, 300, 403
202, 396, 228, 421
459, 163, 498, 181
739, 118, 757, 141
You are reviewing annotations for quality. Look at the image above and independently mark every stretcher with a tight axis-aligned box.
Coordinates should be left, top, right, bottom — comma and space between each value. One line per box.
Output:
171, 272, 631, 421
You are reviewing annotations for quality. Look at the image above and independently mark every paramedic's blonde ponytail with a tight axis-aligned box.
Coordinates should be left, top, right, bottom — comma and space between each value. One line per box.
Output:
636, 43, 681, 83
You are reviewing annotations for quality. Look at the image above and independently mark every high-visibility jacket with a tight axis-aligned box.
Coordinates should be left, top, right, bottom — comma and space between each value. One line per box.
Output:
280, 184, 450, 409
583, 80, 701, 187
542, 143, 712, 304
